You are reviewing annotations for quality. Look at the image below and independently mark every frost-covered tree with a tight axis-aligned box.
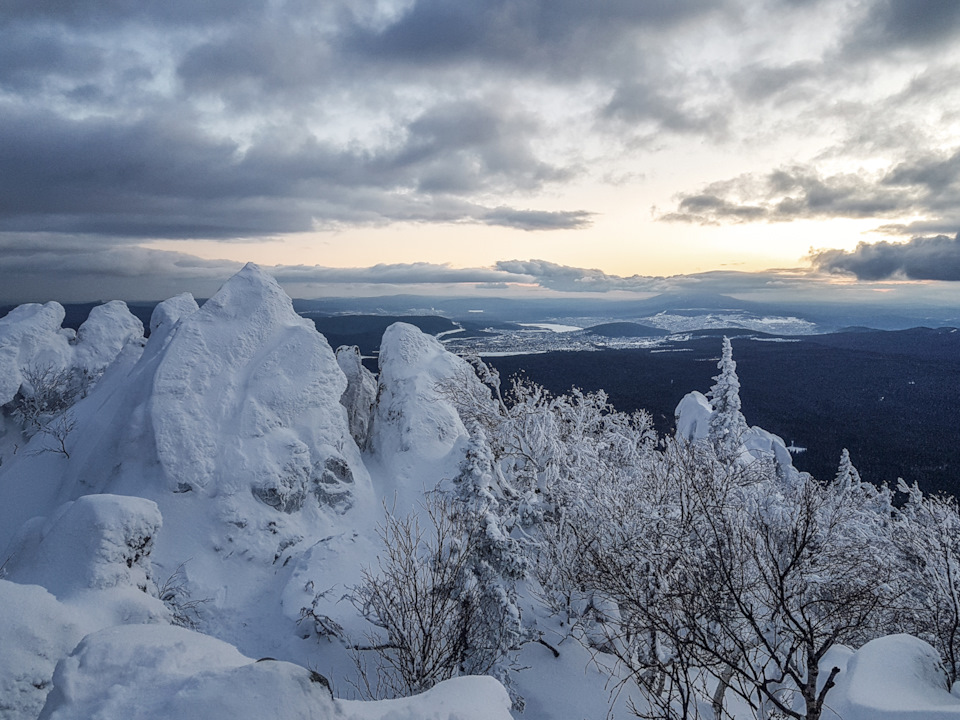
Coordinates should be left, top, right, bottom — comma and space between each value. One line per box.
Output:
895, 479, 960, 685
350, 495, 522, 699
707, 337, 749, 463
451, 426, 530, 679
542, 432, 898, 720
833, 448, 861, 490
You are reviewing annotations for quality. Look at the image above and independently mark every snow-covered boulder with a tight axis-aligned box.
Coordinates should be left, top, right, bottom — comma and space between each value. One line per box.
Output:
337, 345, 377, 449
824, 634, 960, 719
674, 389, 798, 477
2, 494, 161, 598
38, 623, 513, 720
742, 425, 796, 475
369, 322, 488, 506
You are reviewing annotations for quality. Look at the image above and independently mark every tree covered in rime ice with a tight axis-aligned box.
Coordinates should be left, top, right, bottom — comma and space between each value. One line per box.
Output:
895, 478, 960, 686
345, 340, 960, 718
707, 336, 749, 463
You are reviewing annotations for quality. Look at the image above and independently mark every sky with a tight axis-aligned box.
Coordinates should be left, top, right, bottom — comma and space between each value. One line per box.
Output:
3, 0, 960, 305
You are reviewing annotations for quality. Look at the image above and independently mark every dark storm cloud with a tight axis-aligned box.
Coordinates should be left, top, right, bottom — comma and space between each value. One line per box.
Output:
495, 259, 665, 292
342, 0, 724, 74
0, 236, 532, 302
0, 98, 586, 238
0, 32, 105, 92
271, 262, 527, 285
602, 79, 728, 136
663, 149, 960, 232
482, 207, 593, 231
494, 259, 829, 294
812, 233, 960, 281
844, 0, 960, 55
0, 0, 262, 28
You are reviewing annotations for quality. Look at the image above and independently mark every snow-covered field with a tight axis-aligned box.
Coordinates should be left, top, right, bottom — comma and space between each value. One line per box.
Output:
2, 264, 959, 719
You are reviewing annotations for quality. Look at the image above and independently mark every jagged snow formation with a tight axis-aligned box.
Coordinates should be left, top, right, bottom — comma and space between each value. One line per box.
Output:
0, 300, 143, 407
337, 344, 377, 448
824, 635, 960, 719
0, 263, 374, 660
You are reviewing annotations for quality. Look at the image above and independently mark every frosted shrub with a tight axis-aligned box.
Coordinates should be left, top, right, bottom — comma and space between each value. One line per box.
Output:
349, 495, 523, 699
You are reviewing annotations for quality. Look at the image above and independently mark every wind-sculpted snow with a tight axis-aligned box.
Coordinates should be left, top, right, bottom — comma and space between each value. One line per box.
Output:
37, 624, 512, 720
0, 300, 144, 408
71, 301, 144, 376
0, 264, 374, 677
148, 262, 360, 509
825, 635, 960, 719
3, 494, 160, 599
148, 292, 199, 339
0, 581, 86, 720
369, 322, 491, 511
0, 302, 73, 406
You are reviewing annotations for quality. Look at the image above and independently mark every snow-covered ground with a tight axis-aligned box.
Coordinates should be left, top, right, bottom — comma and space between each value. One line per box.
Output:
1, 264, 959, 720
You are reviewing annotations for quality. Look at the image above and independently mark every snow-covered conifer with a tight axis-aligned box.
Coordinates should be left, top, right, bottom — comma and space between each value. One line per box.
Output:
833, 447, 862, 490
706, 337, 749, 462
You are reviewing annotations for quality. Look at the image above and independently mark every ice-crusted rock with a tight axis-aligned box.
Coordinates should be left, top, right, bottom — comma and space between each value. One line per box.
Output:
371, 322, 480, 461
38, 624, 513, 720
675, 390, 712, 442
336, 345, 377, 448
138, 263, 366, 516
0, 264, 373, 662
72, 301, 144, 376
2, 494, 161, 598
0, 302, 73, 406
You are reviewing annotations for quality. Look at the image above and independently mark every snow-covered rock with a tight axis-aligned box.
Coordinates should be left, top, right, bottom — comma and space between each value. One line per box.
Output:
674, 389, 798, 477
368, 322, 490, 511
148, 292, 199, 339
38, 624, 513, 720
372, 322, 475, 461
336, 345, 377, 449
824, 634, 960, 719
